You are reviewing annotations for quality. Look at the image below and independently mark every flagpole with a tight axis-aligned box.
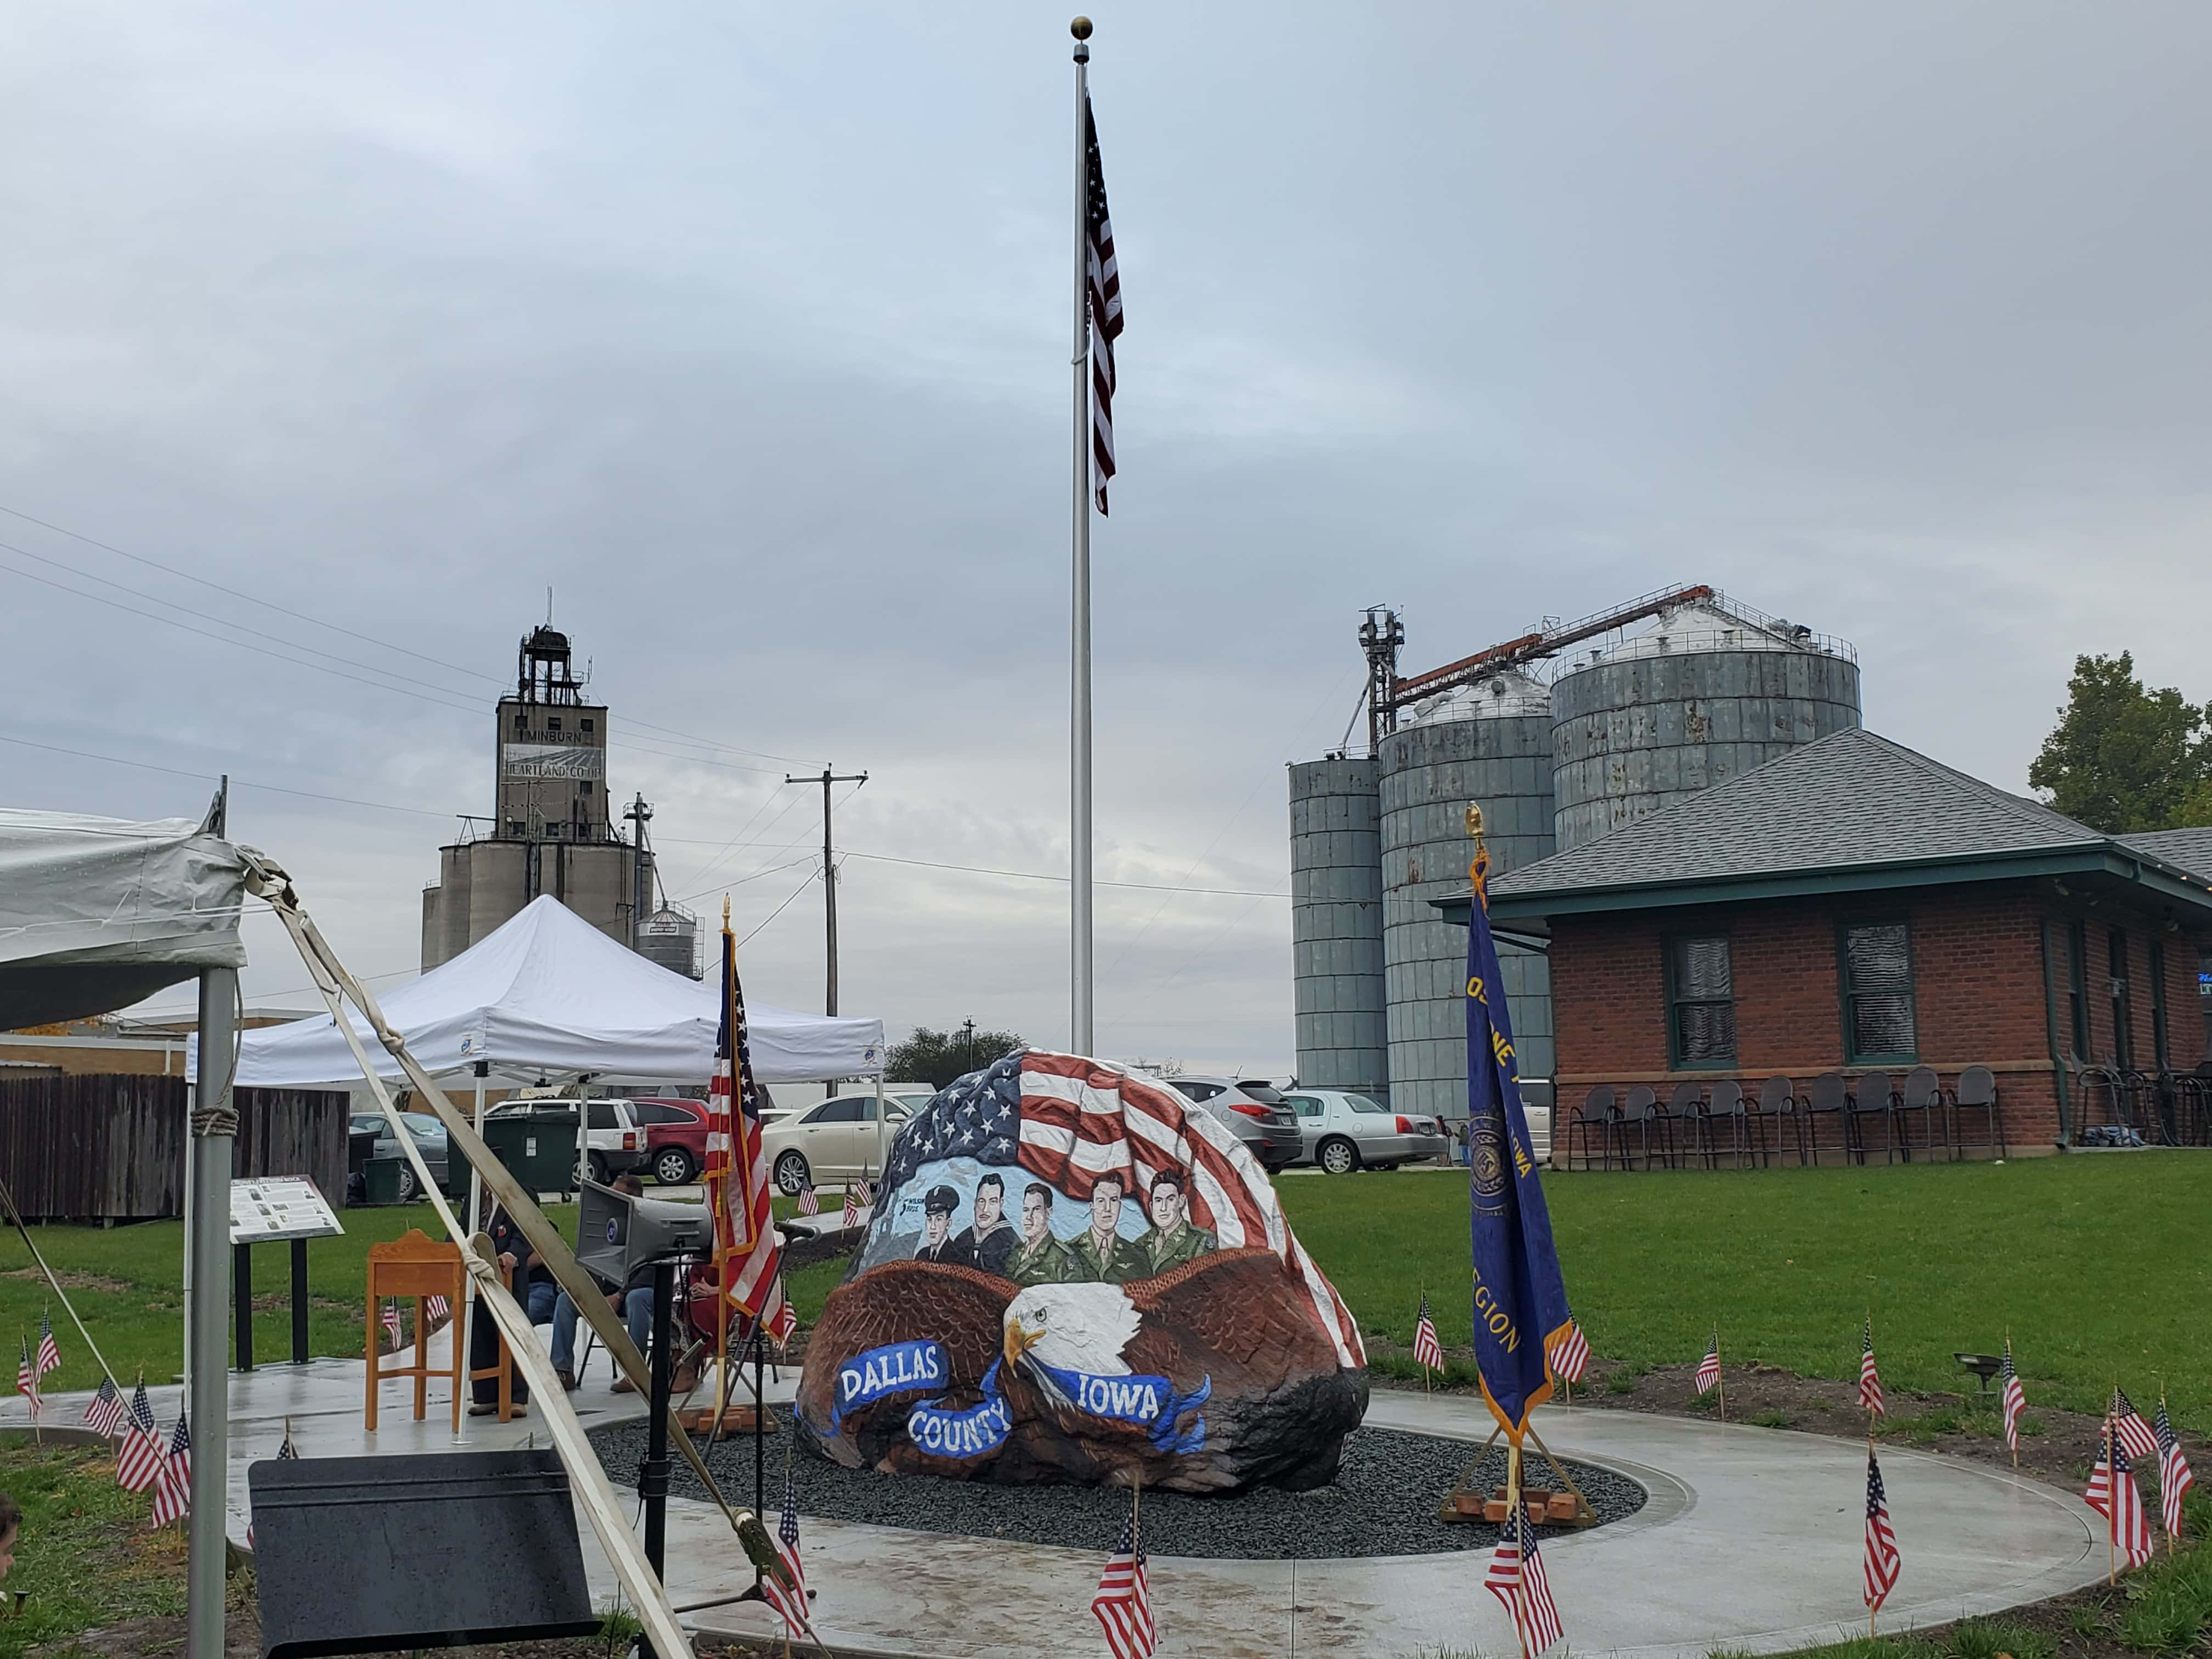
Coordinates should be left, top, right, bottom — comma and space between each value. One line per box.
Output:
1068, 14, 1095, 1058
714, 901, 733, 1431
1716, 1330, 1725, 1424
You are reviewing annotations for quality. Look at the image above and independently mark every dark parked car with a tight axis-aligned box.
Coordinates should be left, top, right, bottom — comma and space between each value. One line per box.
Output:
1163, 1076, 1304, 1171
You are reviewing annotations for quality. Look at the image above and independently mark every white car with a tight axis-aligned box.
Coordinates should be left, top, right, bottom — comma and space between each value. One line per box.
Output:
1283, 1090, 1448, 1174
764, 1093, 915, 1194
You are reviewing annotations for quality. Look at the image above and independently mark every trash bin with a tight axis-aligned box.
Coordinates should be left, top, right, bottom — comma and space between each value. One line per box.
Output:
362, 1155, 409, 1206
482, 1109, 582, 1200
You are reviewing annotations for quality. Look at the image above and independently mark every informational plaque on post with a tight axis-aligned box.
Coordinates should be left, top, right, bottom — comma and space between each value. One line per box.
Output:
229, 1176, 345, 1245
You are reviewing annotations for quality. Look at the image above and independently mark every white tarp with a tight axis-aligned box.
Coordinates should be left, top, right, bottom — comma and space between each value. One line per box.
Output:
205, 894, 883, 1086
0, 806, 249, 1028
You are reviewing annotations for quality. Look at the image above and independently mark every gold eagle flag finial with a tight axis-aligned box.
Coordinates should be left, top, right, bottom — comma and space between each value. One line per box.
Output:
1465, 802, 1489, 906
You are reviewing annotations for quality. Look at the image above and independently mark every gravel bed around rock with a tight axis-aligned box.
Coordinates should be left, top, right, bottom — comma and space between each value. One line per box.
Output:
586, 1420, 1645, 1560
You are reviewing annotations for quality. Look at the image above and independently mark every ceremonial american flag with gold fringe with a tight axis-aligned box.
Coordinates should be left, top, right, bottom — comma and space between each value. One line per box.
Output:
708, 927, 785, 1333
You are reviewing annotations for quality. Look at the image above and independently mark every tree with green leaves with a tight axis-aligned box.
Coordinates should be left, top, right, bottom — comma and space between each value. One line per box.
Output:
885, 1024, 1028, 1089
2028, 652, 2212, 832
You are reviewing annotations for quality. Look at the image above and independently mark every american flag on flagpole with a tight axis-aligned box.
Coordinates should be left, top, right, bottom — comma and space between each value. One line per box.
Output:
1083, 97, 1124, 516
15, 1335, 38, 1420
760, 1462, 810, 1636
83, 1375, 126, 1437
1412, 1296, 1445, 1374
884, 1053, 1363, 1367
35, 1310, 60, 1382
1999, 1340, 2026, 1454
1090, 1506, 1156, 1659
2113, 1388, 2160, 1462
1858, 1318, 1886, 1417
796, 1181, 819, 1218
1863, 1451, 1901, 1611
1484, 1505, 1566, 1658
2154, 1400, 2194, 1543
116, 1382, 167, 1492
708, 928, 786, 1333
1694, 1335, 1722, 1397
149, 1413, 192, 1528
1548, 1316, 1591, 1386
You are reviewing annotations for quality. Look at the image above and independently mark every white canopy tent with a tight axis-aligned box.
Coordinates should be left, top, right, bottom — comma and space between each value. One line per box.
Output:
0, 805, 249, 1029
201, 894, 884, 1087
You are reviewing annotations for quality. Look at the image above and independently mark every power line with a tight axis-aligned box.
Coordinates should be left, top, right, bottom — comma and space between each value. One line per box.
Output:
0, 731, 455, 820
838, 849, 1288, 899
734, 868, 819, 950
0, 500, 821, 766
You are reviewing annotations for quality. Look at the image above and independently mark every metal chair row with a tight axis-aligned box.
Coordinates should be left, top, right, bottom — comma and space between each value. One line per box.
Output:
2074, 1062, 2212, 1148
1563, 1066, 2008, 1171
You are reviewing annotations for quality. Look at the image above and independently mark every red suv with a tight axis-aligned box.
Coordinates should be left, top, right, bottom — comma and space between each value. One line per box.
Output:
632, 1097, 712, 1186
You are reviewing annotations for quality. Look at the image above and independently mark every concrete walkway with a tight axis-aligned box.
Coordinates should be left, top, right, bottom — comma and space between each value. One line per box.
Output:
8, 1364, 2103, 1657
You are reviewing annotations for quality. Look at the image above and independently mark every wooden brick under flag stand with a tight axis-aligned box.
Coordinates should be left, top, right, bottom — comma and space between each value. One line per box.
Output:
364, 1228, 465, 1431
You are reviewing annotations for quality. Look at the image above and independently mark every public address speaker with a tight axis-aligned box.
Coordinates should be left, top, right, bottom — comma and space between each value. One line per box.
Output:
576, 1178, 708, 1285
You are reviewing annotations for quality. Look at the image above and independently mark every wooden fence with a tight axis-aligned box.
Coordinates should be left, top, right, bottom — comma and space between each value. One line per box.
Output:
0, 1073, 348, 1221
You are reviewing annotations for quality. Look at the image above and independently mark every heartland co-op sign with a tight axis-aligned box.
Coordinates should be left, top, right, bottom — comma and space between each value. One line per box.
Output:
499, 744, 605, 782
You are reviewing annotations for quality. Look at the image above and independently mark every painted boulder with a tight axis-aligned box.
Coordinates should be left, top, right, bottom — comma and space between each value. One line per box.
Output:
794, 1051, 1369, 1492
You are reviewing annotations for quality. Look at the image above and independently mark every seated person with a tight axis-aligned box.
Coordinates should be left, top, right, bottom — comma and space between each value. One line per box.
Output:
467, 1196, 561, 1417
549, 1175, 692, 1393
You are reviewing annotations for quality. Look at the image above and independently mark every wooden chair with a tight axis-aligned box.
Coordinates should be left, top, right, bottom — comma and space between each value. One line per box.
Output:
365, 1228, 465, 1432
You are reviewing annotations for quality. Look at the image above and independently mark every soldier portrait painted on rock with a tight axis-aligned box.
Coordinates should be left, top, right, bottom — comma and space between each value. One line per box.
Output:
1138, 1169, 1215, 1275
951, 1171, 1017, 1277
911, 1184, 975, 1267
1064, 1170, 1148, 1284
1005, 1180, 1073, 1285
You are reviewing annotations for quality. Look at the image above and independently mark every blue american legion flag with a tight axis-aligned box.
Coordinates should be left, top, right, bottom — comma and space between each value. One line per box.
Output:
1462, 840, 1572, 1441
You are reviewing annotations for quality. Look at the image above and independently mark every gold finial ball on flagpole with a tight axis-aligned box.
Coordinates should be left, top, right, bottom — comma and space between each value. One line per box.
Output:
1070, 16, 1093, 39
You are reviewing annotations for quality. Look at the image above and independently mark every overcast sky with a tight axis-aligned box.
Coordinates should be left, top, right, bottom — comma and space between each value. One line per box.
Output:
5, 3, 2209, 1075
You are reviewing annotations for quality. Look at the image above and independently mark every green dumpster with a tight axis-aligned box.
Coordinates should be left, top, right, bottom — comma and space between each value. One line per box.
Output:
483, 1109, 581, 1200
362, 1154, 409, 1206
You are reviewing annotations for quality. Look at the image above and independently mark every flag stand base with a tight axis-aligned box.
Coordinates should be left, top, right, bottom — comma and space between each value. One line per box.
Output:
1436, 1420, 1597, 1527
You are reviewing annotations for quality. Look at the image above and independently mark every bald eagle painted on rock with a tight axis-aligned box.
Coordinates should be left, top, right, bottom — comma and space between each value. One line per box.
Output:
795, 1250, 1369, 1492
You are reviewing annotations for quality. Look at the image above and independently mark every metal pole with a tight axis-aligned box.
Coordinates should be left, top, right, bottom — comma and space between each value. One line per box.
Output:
1069, 20, 1094, 1057
233, 1242, 252, 1371
187, 945, 238, 1659
640, 1260, 676, 1659
290, 1237, 309, 1364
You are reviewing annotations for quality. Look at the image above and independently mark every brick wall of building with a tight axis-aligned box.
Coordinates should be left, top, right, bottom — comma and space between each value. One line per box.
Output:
1548, 878, 2209, 1155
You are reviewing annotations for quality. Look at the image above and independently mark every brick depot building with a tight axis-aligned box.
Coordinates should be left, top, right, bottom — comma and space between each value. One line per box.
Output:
1455, 728, 2212, 1151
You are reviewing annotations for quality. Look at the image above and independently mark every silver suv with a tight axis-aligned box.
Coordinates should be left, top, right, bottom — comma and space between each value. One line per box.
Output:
1164, 1076, 1304, 1171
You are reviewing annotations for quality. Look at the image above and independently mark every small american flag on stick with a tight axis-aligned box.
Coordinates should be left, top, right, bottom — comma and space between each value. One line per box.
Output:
116, 1381, 166, 1492
1412, 1296, 1444, 1375
1694, 1334, 1722, 1397
1484, 1505, 1565, 1658
1999, 1340, 2026, 1458
760, 1462, 810, 1636
15, 1335, 38, 1420
149, 1412, 191, 1528
35, 1310, 60, 1381
796, 1181, 819, 1218
1863, 1451, 1901, 1614
2113, 1388, 2159, 1462
1858, 1317, 1885, 1418
1083, 97, 1125, 515
381, 1304, 404, 1351
1549, 1317, 1590, 1386
83, 1375, 126, 1437
2087, 1429, 2154, 1573
425, 1295, 450, 1328
2154, 1400, 2194, 1545
1091, 1504, 1156, 1659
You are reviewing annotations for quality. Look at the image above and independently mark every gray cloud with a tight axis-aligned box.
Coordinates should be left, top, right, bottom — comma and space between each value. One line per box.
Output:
4, 1, 2207, 1071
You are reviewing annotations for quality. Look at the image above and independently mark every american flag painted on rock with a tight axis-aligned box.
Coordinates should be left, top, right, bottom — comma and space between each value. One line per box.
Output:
883, 1051, 1363, 1368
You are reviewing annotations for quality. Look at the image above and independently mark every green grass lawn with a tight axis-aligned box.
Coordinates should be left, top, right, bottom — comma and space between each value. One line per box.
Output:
1277, 1156, 2212, 1432
0, 1441, 187, 1659
10, 1158, 2208, 1435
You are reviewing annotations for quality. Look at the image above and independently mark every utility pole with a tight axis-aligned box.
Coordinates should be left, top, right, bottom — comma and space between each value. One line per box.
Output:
786, 767, 867, 1014
962, 1016, 978, 1076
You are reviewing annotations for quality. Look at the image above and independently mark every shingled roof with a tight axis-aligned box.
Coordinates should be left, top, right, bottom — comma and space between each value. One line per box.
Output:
1473, 727, 2212, 920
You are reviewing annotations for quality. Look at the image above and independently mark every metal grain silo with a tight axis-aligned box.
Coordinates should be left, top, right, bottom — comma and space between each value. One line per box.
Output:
1378, 670, 1558, 1123
1550, 599, 1862, 851
1288, 758, 1387, 1098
